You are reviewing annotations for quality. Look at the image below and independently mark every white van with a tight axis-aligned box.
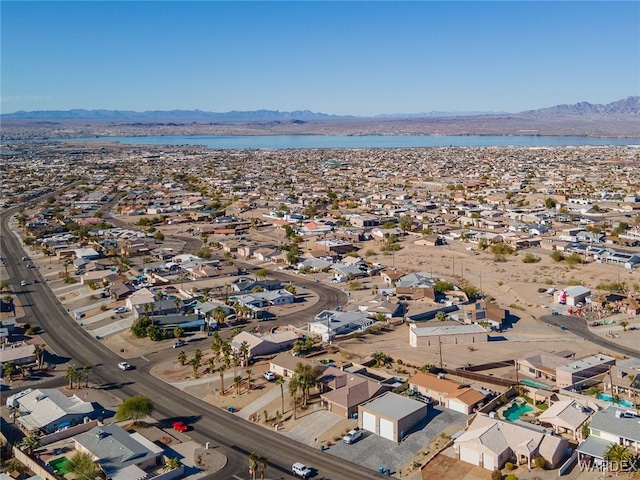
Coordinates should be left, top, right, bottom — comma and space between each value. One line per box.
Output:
291, 462, 312, 478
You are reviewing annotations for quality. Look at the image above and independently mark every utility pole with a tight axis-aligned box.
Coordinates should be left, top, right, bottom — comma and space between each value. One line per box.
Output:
438, 336, 443, 370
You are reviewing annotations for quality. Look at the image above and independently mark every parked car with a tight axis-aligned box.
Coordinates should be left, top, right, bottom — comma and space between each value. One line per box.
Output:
114, 307, 127, 314
21, 256, 28, 261
26, 264, 34, 268
262, 371, 275, 381
173, 340, 186, 349
20, 280, 28, 286
343, 428, 363, 444
172, 421, 189, 432
291, 462, 312, 478
118, 362, 132, 371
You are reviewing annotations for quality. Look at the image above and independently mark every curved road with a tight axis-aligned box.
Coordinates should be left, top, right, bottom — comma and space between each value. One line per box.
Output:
0, 208, 375, 480
539, 313, 640, 358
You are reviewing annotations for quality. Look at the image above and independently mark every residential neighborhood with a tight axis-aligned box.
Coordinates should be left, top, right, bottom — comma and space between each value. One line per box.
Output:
1, 140, 639, 479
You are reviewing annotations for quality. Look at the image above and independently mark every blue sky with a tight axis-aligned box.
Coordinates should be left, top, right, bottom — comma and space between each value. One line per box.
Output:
1, 1, 638, 116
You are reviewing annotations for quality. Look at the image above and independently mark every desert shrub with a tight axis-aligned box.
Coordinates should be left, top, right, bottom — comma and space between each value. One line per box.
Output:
505, 462, 515, 471
522, 253, 541, 263
491, 469, 503, 480
505, 475, 519, 480
550, 250, 565, 262
533, 456, 547, 469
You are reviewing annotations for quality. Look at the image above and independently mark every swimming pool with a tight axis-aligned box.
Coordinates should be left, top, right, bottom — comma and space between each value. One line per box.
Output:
503, 402, 534, 421
597, 393, 634, 408
520, 379, 551, 390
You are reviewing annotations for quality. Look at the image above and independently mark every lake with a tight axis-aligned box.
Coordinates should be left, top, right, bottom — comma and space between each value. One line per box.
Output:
69, 134, 640, 149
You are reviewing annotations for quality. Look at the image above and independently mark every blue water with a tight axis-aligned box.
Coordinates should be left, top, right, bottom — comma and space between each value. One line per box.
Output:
67, 134, 640, 149
503, 402, 534, 421
598, 393, 634, 408
520, 379, 551, 390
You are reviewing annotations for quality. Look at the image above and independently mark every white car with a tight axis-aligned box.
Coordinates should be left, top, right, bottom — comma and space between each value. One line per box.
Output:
118, 362, 131, 371
20, 280, 28, 286
343, 428, 363, 444
114, 307, 127, 314
262, 371, 275, 381
291, 463, 312, 478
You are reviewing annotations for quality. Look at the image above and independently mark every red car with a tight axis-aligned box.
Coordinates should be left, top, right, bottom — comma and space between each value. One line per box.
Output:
172, 421, 189, 432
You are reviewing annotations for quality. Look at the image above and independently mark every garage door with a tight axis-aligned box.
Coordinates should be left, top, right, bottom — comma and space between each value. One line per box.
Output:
379, 418, 394, 441
482, 453, 495, 471
448, 399, 468, 414
459, 446, 480, 466
362, 412, 376, 433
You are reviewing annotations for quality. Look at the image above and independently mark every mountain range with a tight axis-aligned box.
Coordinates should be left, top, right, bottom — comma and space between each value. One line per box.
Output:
3, 96, 638, 121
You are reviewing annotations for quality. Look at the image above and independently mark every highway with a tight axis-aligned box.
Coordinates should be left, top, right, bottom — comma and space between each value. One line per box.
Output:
0, 207, 376, 480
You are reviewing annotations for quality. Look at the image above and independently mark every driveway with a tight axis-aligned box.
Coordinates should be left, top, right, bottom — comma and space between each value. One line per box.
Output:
326, 405, 469, 474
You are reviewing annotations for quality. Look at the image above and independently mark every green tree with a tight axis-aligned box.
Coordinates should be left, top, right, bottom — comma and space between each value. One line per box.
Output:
20, 433, 40, 454
234, 375, 243, 395
178, 350, 187, 366
371, 351, 392, 368
189, 357, 200, 379
82, 365, 92, 388
33, 344, 47, 370
255, 268, 268, 281
163, 457, 181, 471
248, 452, 259, 480
3, 360, 15, 381
399, 215, 413, 232
173, 325, 184, 339
67, 452, 102, 480
217, 364, 227, 393
435, 311, 447, 321
65, 365, 77, 389
288, 377, 299, 420
545, 198, 557, 209
603, 443, 633, 464
275, 376, 285, 414
213, 306, 227, 329
258, 455, 268, 480
116, 394, 154, 425
550, 250, 565, 262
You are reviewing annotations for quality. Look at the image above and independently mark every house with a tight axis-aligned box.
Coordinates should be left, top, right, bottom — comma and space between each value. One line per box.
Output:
269, 352, 328, 379
455, 414, 569, 471
0, 341, 37, 368
414, 234, 446, 247
74, 423, 164, 480
297, 257, 333, 272
395, 271, 435, 289
150, 313, 205, 332
13, 388, 95, 433
576, 406, 640, 469
408, 372, 486, 414
409, 323, 487, 349
358, 392, 429, 442
125, 287, 156, 311
516, 350, 576, 383
458, 300, 508, 329
230, 330, 299, 360
357, 299, 403, 319
555, 354, 615, 388
602, 357, 640, 401
318, 366, 392, 418
315, 238, 356, 255
309, 310, 375, 341
109, 281, 136, 301
537, 399, 591, 440
231, 277, 282, 293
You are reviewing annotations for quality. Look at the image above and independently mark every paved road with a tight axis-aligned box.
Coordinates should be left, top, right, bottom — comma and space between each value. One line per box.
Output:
1, 207, 374, 480
539, 313, 640, 358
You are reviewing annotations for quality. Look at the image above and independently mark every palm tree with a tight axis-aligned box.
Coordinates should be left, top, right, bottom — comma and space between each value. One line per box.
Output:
248, 452, 259, 480
73, 369, 83, 389
275, 377, 285, 414
65, 365, 76, 389
207, 357, 215, 374
33, 344, 46, 370
20, 433, 40, 455
213, 306, 227, 329
239, 341, 250, 367
82, 365, 92, 388
194, 348, 203, 365
2, 295, 15, 316
163, 456, 181, 471
217, 364, 227, 393
245, 369, 253, 391
255, 268, 268, 281
258, 455, 268, 480
620, 320, 629, 332
3, 360, 14, 381
189, 357, 200, 379
178, 350, 187, 366
604, 443, 633, 464
288, 378, 299, 420
234, 375, 243, 395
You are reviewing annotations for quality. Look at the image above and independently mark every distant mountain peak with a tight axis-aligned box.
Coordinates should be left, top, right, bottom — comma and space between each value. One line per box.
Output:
519, 96, 640, 117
